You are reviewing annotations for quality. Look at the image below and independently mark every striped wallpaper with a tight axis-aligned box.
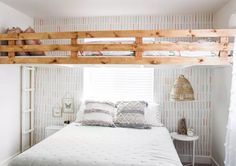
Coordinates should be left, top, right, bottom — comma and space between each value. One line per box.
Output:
34, 66, 83, 143
154, 67, 211, 156
34, 66, 212, 157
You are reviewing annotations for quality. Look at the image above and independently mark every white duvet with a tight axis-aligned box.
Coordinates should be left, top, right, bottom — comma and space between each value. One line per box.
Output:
10, 124, 182, 166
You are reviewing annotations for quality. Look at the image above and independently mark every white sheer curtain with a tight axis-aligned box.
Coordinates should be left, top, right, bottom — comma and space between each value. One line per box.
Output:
225, 40, 236, 166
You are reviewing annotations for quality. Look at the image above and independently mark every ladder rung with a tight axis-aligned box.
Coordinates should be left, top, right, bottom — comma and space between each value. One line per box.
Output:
22, 129, 34, 134
24, 67, 35, 71
23, 109, 34, 113
23, 88, 35, 92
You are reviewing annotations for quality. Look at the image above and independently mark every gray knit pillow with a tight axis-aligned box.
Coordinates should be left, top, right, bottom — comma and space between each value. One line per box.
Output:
115, 101, 150, 129
81, 100, 116, 127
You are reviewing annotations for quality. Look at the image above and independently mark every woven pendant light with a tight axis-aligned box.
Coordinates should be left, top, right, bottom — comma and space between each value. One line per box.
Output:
170, 75, 194, 101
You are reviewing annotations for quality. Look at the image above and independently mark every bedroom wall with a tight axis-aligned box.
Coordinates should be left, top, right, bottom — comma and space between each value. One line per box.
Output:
211, 66, 232, 166
34, 66, 83, 143
33, 66, 212, 161
0, 2, 32, 166
214, 0, 236, 28
0, 65, 21, 166
0, 1, 33, 55
154, 67, 212, 159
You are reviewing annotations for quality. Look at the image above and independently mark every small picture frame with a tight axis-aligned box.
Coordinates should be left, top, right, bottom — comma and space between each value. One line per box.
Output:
62, 98, 74, 113
52, 106, 62, 117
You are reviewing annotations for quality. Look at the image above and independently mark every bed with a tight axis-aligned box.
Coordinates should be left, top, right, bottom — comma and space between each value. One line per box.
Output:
9, 123, 182, 166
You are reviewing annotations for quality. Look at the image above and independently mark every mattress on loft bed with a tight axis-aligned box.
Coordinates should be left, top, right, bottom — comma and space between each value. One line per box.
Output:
80, 38, 218, 57
9, 123, 182, 166
80, 51, 217, 57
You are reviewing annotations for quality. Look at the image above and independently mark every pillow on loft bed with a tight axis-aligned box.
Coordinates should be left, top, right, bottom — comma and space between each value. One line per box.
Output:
24, 27, 45, 56
6, 27, 29, 56
81, 100, 116, 127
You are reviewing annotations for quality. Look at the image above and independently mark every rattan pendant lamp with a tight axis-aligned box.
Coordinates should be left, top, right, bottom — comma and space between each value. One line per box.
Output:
170, 75, 194, 101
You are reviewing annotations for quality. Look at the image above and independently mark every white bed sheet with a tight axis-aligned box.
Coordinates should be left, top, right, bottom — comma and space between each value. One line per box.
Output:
10, 123, 182, 166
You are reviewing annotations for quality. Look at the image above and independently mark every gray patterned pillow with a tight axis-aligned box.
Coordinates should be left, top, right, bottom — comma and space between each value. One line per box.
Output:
115, 101, 150, 129
81, 100, 116, 127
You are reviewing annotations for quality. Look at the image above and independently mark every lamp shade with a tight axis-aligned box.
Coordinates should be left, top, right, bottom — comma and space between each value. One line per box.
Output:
229, 13, 236, 28
170, 75, 194, 101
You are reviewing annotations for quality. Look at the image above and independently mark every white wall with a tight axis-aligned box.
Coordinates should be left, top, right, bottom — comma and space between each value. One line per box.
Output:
0, 1, 33, 33
0, 2, 32, 165
214, 0, 236, 28
0, 1, 33, 57
0, 65, 21, 166
211, 66, 232, 166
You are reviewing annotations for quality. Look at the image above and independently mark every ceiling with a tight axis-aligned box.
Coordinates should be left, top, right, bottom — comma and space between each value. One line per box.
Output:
0, 0, 229, 18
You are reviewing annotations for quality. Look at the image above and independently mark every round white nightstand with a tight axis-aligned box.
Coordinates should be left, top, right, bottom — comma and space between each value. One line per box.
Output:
170, 132, 199, 166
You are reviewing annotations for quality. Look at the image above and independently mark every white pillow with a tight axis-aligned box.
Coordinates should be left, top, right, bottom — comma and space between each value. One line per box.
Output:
145, 103, 163, 127
75, 102, 86, 123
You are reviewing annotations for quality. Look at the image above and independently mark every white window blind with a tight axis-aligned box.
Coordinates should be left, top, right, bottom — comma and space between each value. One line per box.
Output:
83, 67, 154, 102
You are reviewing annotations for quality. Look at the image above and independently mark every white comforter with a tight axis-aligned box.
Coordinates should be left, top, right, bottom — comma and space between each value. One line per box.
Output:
10, 124, 182, 166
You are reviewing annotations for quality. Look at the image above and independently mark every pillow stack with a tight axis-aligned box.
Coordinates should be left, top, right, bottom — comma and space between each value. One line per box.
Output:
6, 27, 28, 56
24, 27, 45, 56
6, 27, 45, 56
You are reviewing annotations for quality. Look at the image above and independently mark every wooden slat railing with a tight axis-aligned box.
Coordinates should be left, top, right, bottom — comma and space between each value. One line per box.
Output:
0, 29, 235, 64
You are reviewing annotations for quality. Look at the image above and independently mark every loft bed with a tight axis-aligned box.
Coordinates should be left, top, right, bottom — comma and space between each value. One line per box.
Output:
0, 29, 235, 64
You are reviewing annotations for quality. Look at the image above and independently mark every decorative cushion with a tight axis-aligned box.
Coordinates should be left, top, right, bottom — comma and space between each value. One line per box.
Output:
75, 102, 86, 123
6, 27, 29, 56
81, 100, 116, 127
145, 103, 163, 127
24, 27, 45, 56
115, 101, 150, 129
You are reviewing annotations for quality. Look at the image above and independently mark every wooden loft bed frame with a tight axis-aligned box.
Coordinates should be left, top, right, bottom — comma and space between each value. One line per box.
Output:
0, 29, 235, 64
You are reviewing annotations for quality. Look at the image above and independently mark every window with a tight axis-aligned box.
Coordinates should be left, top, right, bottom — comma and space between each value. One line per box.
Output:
83, 67, 154, 102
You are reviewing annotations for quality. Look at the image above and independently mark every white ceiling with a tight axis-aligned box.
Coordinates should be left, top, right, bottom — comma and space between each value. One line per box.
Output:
0, 0, 229, 18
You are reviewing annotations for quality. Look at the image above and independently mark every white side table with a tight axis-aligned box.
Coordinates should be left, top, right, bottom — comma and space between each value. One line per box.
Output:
170, 132, 199, 166
45, 125, 64, 138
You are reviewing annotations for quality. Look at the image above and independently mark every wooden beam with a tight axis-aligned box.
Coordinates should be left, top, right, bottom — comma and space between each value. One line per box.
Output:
135, 37, 143, 58
7, 40, 16, 61
219, 37, 230, 57
0, 43, 233, 52
71, 38, 78, 58
1, 29, 236, 40
0, 56, 232, 65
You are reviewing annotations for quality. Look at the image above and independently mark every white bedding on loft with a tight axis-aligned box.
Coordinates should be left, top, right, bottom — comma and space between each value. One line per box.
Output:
9, 123, 182, 166
80, 38, 217, 57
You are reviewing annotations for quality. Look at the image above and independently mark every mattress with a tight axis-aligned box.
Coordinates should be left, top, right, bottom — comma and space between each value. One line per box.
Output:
9, 123, 182, 166
81, 51, 216, 57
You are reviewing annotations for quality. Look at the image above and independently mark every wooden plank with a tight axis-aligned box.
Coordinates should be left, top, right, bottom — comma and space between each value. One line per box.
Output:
0, 56, 231, 65
8, 40, 16, 60
219, 37, 230, 57
71, 38, 78, 58
135, 37, 143, 58
0, 44, 136, 52
1, 29, 236, 40
0, 43, 233, 52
